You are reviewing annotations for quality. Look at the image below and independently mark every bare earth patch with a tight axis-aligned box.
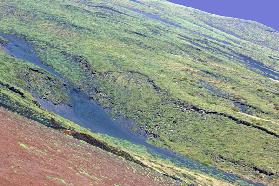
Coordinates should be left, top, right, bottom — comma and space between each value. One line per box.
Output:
0, 107, 178, 186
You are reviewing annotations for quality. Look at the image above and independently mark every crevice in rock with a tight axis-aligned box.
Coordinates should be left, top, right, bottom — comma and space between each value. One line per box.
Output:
60, 129, 183, 183
216, 155, 275, 177
0, 82, 25, 98
172, 99, 278, 138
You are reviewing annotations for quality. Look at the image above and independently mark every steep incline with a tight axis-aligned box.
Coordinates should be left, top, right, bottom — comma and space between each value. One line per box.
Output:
0, 107, 178, 186
0, 0, 278, 185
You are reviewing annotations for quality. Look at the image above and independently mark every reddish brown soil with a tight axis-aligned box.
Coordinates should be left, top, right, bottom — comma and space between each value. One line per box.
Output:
0, 108, 178, 186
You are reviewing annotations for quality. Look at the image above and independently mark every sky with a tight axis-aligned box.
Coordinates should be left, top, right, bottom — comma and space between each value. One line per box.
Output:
168, 0, 279, 31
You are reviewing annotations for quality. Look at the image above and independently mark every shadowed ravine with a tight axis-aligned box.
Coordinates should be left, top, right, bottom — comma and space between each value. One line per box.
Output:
0, 32, 264, 185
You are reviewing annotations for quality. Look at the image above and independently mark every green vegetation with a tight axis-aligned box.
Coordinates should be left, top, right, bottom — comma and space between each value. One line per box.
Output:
0, 76, 228, 185
0, 0, 278, 185
18, 142, 29, 150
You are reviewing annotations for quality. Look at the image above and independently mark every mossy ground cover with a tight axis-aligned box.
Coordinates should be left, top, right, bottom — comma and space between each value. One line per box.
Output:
0, 0, 278, 184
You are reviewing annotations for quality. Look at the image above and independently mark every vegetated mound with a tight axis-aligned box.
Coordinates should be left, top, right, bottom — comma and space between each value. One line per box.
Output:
0, 107, 178, 186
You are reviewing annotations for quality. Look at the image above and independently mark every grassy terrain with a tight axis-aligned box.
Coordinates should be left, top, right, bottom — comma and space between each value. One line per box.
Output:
0, 0, 278, 185
0, 67, 232, 185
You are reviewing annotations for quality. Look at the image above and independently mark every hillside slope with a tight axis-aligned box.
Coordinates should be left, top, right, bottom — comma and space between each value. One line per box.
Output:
0, 0, 278, 185
0, 107, 178, 186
